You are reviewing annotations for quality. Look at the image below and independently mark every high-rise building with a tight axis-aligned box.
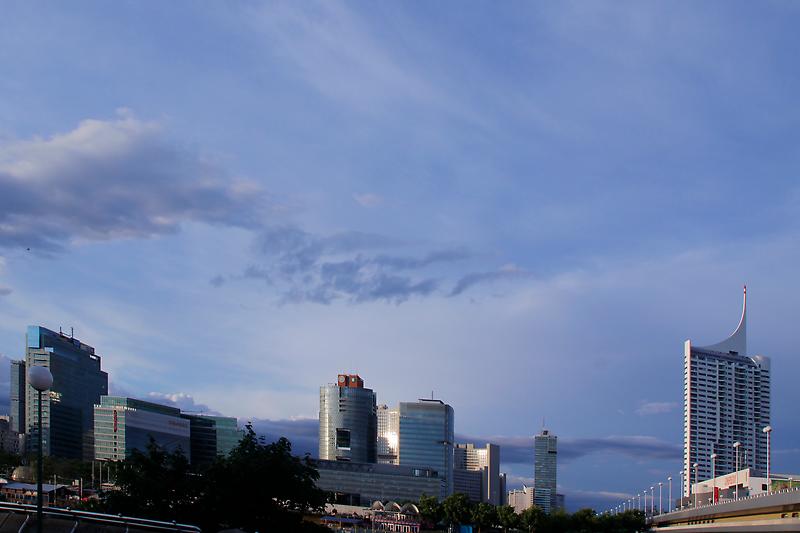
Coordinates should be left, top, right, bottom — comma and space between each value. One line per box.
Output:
315, 460, 441, 506
454, 442, 502, 504
377, 404, 399, 464
683, 287, 770, 495
319, 374, 377, 463
94, 396, 191, 461
24, 326, 108, 460
397, 399, 455, 499
181, 413, 242, 465
9, 360, 25, 433
534, 428, 557, 513
508, 486, 535, 513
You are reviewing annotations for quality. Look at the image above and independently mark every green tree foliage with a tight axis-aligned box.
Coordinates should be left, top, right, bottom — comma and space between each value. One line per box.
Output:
418, 493, 443, 525
519, 505, 544, 531
496, 504, 520, 532
442, 492, 473, 526
471, 501, 498, 532
97, 424, 328, 532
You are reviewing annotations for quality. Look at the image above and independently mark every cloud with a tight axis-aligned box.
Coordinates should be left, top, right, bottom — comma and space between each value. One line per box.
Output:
240, 225, 470, 304
209, 275, 226, 288
146, 392, 220, 415
353, 193, 383, 208
249, 417, 318, 457
449, 264, 533, 296
635, 401, 679, 416
0, 287, 10, 297
0, 110, 269, 252
459, 434, 680, 464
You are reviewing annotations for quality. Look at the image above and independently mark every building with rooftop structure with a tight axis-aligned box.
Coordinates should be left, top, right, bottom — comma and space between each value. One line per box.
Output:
19, 326, 108, 460
683, 287, 771, 496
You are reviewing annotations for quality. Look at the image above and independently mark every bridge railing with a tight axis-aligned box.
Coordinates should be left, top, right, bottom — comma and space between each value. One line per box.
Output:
0, 501, 201, 531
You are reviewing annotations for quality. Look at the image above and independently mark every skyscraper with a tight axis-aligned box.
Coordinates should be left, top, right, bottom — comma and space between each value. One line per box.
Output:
23, 326, 108, 460
397, 399, 455, 499
9, 360, 25, 433
454, 442, 502, 504
683, 287, 770, 495
377, 404, 399, 464
319, 374, 377, 463
534, 428, 557, 513
181, 413, 243, 465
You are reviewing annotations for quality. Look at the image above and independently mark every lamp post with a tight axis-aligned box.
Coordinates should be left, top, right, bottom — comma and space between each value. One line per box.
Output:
679, 470, 684, 508
734, 442, 742, 500
710, 453, 718, 504
668, 476, 672, 513
764, 426, 772, 494
29, 365, 53, 533
693, 463, 699, 508
659, 482, 663, 515
650, 486, 655, 515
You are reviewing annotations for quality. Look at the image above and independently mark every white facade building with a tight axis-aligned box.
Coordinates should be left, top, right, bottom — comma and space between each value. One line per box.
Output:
508, 486, 535, 513
683, 287, 771, 496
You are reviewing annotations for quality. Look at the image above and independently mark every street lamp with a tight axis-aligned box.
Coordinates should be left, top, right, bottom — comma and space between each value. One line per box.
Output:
764, 426, 772, 494
693, 463, 699, 508
679, 470, 684, 508
734, 442, 742, 500
668, 476, 673, 513
710, 453, 718, 504
650, 486, 655, 515
29, 365, 53, 533
659, 482, 663, 515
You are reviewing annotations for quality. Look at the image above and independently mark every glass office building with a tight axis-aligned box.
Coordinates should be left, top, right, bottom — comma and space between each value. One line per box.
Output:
534, 429, 558, 513
398, 399, 454, 499
94, 396, 191, 461
377, 404, 399, 464
182, 414, 243, 465
23, 326, 108, 460
315, 459, 441, 505
319, 374, 377, 463
9, 360, 25, 433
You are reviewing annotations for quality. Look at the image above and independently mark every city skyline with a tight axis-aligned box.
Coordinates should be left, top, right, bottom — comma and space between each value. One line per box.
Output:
2, 1, 800, 512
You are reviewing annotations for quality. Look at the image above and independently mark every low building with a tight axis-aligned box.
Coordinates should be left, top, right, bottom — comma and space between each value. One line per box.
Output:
683, 468, 800, 508
508, 486, 535, 513
315, 459, 441, 506
94, 396, 191, 461
181, 414, 242, 465
371, 501, 422, 533
0, 482, 70, 506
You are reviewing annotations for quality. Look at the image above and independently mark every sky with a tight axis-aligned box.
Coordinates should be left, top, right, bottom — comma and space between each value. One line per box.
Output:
1, 0, 799, 511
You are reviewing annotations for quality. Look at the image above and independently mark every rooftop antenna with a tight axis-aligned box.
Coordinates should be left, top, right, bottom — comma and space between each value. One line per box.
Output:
431, 390, 434, 400
542, 416, 546, 431
70, 327, 74, 339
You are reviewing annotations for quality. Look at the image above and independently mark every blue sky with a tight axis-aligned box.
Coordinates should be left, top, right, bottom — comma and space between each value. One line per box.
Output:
1, 1, 800, 511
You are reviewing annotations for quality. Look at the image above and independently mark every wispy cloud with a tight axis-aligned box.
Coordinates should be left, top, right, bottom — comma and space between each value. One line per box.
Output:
635, 401, 679, 416
146, 392, 220, 415
225, 225, 472, 304
353, 193, 383, 208
0, 110, 270, 252
450, 264, 532, 296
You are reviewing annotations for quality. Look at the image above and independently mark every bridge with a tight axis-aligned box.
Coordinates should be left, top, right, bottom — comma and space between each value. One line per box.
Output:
649, 488, 800, 531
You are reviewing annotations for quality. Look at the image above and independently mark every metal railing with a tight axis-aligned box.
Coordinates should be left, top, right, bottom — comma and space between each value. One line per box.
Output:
0, 501, 201, 532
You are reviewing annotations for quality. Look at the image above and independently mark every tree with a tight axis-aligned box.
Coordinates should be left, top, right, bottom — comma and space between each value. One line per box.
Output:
442, 493, 473, 526
471, 502, 498, 532
97, 426, 328, 532
101, 438, 200, 523
496, 504, 520, 532
200, 424, 327, 531
418, 493, 443, 526
519, 505, 544, 532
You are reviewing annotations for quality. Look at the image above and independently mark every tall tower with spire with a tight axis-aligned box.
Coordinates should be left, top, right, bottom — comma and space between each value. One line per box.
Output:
683, 286, 771, 496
